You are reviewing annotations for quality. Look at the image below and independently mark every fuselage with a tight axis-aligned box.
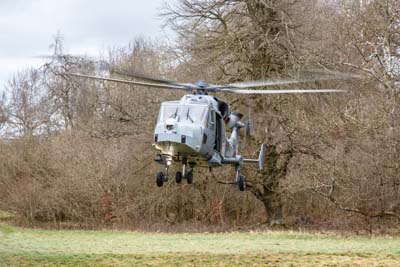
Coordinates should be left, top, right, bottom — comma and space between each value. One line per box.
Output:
153, 94, 228, 167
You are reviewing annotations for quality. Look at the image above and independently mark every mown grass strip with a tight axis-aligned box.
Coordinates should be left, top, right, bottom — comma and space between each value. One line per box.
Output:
1, 224, 400, 255
1, 223, 400, 266
1, 252, 400, 267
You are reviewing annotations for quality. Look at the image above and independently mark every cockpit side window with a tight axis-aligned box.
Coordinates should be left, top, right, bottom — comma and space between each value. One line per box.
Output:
208, 110, 215, 130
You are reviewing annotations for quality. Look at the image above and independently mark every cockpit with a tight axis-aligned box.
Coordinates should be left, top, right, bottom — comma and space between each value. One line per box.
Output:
154, 98, 225, 161
158, 103, 208, 126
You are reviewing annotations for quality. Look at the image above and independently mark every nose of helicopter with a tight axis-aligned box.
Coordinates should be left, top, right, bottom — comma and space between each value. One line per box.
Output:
153, 122, 204, 157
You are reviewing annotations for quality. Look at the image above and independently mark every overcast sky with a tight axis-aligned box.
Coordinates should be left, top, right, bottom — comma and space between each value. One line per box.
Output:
0, 0, 172, 90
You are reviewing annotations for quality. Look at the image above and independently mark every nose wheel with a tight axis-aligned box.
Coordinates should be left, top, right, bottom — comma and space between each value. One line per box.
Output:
156, 164, 169, 187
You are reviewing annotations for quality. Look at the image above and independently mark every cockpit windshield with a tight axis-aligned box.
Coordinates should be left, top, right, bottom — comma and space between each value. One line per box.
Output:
180, 105, 207, 124
159, 105, 180, 122
158, 104, 208, 124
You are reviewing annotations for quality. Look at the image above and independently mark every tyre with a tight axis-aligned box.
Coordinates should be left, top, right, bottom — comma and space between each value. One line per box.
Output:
186, 170, 193, 184
175, 171, 183, 184
156, 172, 164, 187
238, 175, 246, 191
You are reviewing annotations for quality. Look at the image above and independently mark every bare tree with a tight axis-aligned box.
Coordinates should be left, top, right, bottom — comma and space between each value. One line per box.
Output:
0, 92, 7, 131
5, 69, 54, 136
42, 34, 98, 130
296, 0, 400, 226
163, 0, 333, 225
163, 0, 315, 81
76, 38, 181, 139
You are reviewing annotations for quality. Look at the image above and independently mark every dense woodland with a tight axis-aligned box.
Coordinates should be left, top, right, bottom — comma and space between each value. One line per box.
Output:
0, 0, 399, 232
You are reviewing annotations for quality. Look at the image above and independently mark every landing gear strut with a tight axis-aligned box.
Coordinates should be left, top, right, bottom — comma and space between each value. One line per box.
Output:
175, 160, 194, 184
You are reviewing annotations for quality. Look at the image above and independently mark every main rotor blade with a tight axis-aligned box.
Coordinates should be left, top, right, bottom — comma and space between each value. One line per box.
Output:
304, 69, 364, 79
213, 70, 360, 90
219, 88, 347, 94
68, 73, 190, 90
217, 76, 347, 89
111, 69, 197, 90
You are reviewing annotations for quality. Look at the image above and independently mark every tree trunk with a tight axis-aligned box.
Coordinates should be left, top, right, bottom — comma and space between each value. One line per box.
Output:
251, 143, 293, 226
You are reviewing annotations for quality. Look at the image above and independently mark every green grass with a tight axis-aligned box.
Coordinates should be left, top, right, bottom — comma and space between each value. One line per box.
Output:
1, 253, 399, 267
1, 223, 400, 266
0, 211, 14, 220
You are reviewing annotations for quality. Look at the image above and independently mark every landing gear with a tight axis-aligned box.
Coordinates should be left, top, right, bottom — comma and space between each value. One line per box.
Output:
181, 159, 194, 184
174, 169, 193, 184
156, 172, 164, 187
156, 157, 195, 187
237, 175, 246, 191
180, 160, 194, 184
235, 165, 246, 191
186, 170, 193, 184
156, 162, 169, 187
175, 171, 183, 183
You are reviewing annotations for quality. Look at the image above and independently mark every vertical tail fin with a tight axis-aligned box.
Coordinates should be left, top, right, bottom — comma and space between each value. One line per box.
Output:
258, 144, 265, 170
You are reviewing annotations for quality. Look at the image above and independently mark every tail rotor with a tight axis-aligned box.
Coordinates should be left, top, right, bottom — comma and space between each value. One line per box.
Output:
245, 108, 253, 136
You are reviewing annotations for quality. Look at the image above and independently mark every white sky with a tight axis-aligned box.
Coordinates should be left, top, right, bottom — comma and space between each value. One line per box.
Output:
0, 0, 172, 90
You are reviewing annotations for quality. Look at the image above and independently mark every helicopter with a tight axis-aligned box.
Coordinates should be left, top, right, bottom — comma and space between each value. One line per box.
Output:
69, 71, 348, 191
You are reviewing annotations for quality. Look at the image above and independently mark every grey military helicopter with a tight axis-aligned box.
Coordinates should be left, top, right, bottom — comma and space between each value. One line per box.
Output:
70, 71, 347, 191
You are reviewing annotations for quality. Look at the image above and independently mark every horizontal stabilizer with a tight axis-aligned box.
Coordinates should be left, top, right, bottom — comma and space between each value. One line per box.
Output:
243, 144, 265, 170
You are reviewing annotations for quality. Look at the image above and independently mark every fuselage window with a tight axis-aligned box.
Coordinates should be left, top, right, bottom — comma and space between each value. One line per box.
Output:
215, 113, 221, 152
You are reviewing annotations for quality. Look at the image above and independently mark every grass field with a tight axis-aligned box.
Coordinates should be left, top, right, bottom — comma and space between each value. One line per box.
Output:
1, 222, 400, 266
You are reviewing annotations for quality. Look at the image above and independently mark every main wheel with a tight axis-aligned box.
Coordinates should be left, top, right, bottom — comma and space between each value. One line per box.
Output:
238, 175, 246, 191
156, 172, 164, 187
175, 171, 183, 184
186, 170, 193, 184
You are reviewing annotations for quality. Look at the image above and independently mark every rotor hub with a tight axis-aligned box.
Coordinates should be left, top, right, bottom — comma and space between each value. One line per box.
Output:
195, 80, 209, 89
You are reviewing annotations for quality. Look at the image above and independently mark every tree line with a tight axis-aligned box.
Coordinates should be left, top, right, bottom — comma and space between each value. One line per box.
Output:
0, 0, 399, 232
